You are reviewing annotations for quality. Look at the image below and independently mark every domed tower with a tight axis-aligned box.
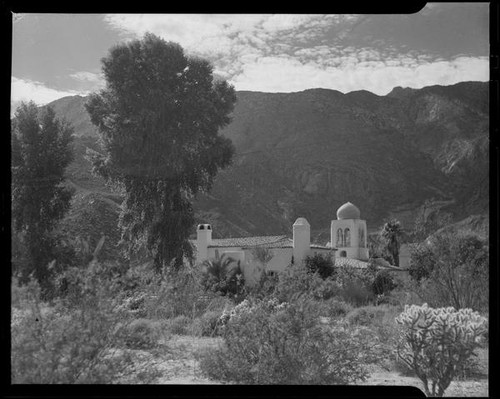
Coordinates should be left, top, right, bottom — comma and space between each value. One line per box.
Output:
331, 202, 369, 261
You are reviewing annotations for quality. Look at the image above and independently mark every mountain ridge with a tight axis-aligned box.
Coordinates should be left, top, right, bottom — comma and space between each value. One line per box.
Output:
42, 81, 488, 242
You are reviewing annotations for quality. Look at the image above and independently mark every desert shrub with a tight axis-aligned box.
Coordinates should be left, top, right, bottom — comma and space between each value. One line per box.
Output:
408, 243, 435, 282
346, 306, 386, 327
273, 262, 341, 303
118, 318, 162, 350
190, 310, 224, 337
345, 304, 403, 368
318, 298, 353, 318
199, 295, 372, 384
163, 315, 192, 335
311, 277, 342, 301
142, 264, 220, 320
304, 253, 335, 279
408, 231, 489, 312
11, 264, 137, 384
334, 265, 376, 306
339, 281, 374, 306
247, 270, 279, 300
372, 270, 397, 295
396, 304, 488, 397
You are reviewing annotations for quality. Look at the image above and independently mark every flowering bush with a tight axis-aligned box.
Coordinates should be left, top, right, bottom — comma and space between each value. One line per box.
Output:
396, 304, 488, 397
200, 296, 372, 384
218, 298, 287, 328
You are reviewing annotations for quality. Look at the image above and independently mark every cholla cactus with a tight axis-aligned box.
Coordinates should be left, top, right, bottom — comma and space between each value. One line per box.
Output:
395, 304, 487, 397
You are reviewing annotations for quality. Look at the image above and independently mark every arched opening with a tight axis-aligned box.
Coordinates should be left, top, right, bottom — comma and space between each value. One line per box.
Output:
344, 228, 351, 247
339, 250, 347, 257
336, 228, 343, 247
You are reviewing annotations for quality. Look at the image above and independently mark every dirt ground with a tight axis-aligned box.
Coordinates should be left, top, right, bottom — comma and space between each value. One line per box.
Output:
126, 335, 488, 396
360, 365, 488, 397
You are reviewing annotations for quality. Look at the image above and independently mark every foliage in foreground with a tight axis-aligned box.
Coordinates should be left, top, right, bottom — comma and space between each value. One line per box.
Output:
396, 304, 488, 397
198, 295, 373, 384
11, 260, 162, 384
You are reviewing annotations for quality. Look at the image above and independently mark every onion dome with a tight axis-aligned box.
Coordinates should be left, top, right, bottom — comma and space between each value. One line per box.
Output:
336, 202, 361, 220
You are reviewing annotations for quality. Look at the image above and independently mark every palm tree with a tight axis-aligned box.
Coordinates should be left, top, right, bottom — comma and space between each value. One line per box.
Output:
201, 253, 244, 296
381, 219, 403, 267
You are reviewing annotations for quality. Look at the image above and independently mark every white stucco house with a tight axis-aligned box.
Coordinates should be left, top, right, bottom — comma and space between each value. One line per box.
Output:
193, 201, 374, 285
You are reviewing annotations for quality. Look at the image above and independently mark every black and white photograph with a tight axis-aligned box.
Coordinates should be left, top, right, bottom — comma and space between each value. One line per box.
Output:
10, 6, 491, 396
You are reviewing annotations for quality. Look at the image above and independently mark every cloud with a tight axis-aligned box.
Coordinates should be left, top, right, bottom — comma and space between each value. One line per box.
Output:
70, 71, 102, 83
230, 55, 488, 95
11, 77, 87, 113
69, 71, 106, 92
101, 14, 488, 95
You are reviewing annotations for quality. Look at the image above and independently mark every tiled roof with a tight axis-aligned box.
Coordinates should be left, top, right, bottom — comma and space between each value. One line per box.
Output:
335, 257, 409, 271
207, 235, 289, 248
241, 236, 293, 249
311, 244, 335, 250
190, 235, 334, 250
335, 258, 370, 269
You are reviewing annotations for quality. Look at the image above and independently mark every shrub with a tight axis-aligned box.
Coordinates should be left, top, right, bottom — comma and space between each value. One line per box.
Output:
346, 306, 386, 327
372, 270, 397, 296
334, 265, 376, 306
408, 231, 489, 312
119, 318, 161, 350
142, 265, 219, 320
190, 310, 224, 337
273, 263, 341, 303
304, 253, 335, 279
319, 298, 353, 318
396, 304, 488, 397
199, 296, 372, 384
311, 278, 342, 301
11, 266, 136, 384
163, 315, 192, 335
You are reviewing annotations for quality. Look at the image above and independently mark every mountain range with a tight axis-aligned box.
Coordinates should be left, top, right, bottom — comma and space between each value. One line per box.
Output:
44, 81, 489, 249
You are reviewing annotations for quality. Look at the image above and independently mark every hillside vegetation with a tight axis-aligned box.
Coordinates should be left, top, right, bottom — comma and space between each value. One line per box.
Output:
46, 81, 488, 239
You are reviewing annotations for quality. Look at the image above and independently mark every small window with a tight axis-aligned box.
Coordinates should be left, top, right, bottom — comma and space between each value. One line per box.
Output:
266, 270, 277, 277
207, 225, 211, 230
199, 225, 205, 230
339, 250, 347, 257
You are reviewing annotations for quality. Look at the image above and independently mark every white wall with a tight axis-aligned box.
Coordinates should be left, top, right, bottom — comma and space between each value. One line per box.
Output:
331, 219, 369, 261
199, 246, 335, 287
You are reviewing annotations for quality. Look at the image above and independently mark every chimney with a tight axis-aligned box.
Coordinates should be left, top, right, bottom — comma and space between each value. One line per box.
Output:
293, 217, 310, 265
196, 224, 212, 261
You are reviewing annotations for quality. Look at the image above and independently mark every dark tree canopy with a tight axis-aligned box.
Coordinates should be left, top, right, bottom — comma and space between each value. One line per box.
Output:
381, 219, 403, 267
11, 102, 74, 288
85, 33, 236, 271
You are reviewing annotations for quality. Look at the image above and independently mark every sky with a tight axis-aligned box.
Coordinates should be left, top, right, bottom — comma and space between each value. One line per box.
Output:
11, 4, 489, 110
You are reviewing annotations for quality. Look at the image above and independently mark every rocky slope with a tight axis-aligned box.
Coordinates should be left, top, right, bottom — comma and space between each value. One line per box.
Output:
44, 81, 489, 241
